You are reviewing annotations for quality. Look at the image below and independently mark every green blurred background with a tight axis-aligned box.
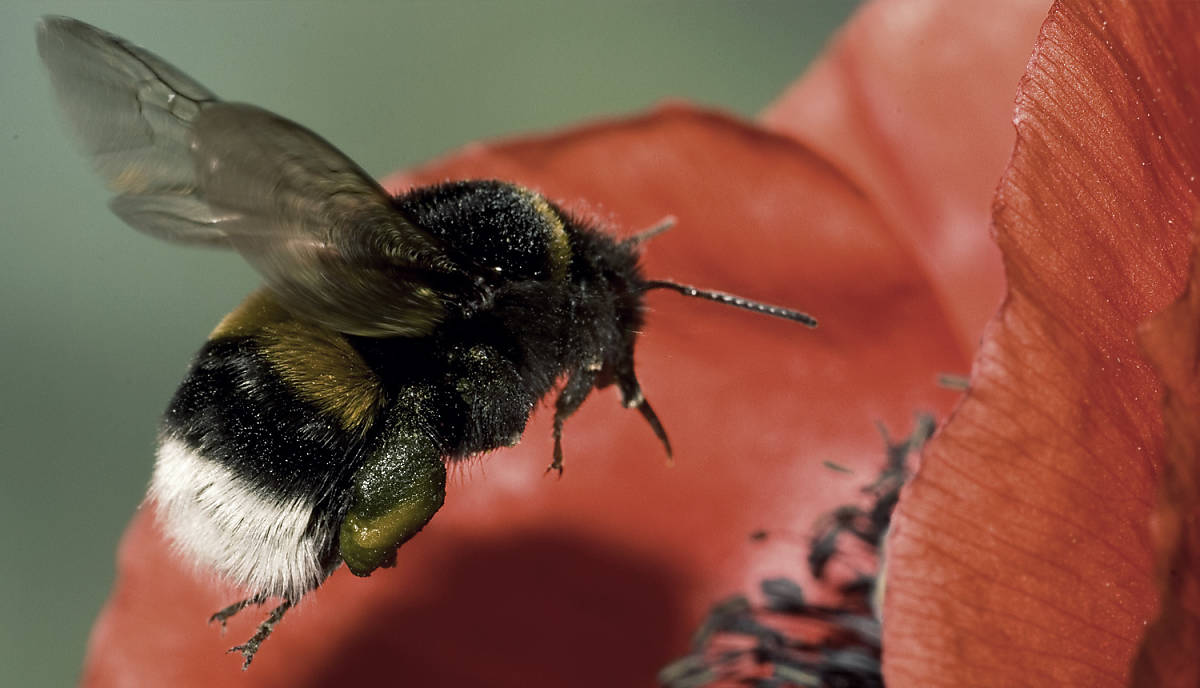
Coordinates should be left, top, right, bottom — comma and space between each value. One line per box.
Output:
0, 2, 855, 685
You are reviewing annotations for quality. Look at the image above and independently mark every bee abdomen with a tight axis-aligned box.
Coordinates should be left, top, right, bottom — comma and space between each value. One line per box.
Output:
149, 437, 333, 600
151, 292, 381, 600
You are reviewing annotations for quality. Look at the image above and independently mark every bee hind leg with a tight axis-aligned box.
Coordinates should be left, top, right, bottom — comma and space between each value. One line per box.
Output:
339, 390, 448, 577
209, 594, 267, 631
227, 598, 294, 670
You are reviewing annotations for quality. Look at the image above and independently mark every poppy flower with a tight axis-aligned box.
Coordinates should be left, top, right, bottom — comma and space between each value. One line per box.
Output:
81, 0, 1200, 686
877, 2, 1200, 687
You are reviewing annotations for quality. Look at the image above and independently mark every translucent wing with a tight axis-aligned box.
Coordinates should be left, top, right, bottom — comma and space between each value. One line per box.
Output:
37, 16, 485, 336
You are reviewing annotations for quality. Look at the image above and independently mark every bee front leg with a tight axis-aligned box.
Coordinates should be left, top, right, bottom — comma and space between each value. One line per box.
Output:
549, 368, 599, 475
338, 387, 448, 577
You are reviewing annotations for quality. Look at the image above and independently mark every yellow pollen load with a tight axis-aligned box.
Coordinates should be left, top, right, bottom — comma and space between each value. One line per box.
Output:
342, 501, 430, 551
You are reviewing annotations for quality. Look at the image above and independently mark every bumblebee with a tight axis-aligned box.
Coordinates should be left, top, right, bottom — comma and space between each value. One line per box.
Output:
38, 16, 816, 667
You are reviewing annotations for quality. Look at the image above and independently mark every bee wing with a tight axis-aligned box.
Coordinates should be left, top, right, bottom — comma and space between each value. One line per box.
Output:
38, 16, 483, 337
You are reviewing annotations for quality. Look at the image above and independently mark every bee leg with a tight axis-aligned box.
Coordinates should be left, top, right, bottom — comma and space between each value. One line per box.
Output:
228, 598, 294, 670
614, 360, 673, 459
548, 368, 599, 475
339, 388, 447, 577
209, 594, 266, 631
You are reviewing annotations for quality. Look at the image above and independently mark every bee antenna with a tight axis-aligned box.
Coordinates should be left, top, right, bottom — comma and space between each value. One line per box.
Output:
643, 280, 818, 327
624, 216, 677, 246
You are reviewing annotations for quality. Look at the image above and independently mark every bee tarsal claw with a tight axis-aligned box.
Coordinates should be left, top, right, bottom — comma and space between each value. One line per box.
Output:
224, 599, 293, 670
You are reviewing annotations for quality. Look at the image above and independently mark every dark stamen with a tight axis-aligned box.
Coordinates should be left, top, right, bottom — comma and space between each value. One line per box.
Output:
659, 415, 936, 688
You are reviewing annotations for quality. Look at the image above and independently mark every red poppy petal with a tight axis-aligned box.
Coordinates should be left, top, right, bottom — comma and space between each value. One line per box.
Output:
82, 106, 966, 687
762, 0, 1049, 353
885, 2, 1200, 686
1133, 229, 1200, 688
